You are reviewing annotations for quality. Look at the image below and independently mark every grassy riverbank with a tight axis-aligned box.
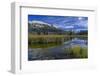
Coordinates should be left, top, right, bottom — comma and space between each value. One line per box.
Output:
28, 34, 87, 48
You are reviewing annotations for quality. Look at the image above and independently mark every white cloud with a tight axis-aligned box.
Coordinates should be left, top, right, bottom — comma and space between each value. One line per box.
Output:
65, 26, 74, 29
78, 17, 83, 20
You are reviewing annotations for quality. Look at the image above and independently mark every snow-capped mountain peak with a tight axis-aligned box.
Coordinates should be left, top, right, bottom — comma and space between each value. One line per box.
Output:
29, 20, 51, 26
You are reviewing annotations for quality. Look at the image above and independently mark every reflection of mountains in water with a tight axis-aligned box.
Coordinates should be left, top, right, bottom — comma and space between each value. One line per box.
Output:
64, 38, 87, 47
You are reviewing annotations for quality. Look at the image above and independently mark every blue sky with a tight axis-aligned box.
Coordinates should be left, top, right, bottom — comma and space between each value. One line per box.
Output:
28, 15, 88, 31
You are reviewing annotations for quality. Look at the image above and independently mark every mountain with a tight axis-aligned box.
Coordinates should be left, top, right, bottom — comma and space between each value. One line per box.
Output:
28, 20, 51, 27
28, 20, 66, 35
56, 24, 87, 32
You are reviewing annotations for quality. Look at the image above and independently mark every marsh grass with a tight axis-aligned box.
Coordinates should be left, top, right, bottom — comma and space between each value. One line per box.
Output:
28, 34, 72, 48
29, 42, 62, 48
64, 46, 88, 58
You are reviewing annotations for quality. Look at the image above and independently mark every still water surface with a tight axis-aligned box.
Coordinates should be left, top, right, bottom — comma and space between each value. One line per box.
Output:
28, 38, 87, 61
